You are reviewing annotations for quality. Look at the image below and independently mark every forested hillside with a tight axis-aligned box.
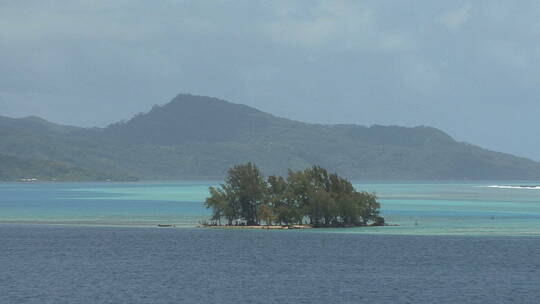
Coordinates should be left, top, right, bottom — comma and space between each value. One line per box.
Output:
0, 154, 135, 181
2, 94, 540, 181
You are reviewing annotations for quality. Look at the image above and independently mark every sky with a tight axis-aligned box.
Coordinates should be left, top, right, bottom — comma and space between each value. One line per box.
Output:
1, 0, 540, 160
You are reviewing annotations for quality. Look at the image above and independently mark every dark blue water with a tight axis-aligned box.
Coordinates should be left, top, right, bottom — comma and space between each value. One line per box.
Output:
2, 225, 539, 304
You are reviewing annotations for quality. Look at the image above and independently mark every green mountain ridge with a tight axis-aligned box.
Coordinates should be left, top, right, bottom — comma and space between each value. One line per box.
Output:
1, 93, 540, 181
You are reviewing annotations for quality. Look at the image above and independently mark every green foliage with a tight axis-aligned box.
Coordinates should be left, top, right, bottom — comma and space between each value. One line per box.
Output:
0, 154, 136, 182
205, 163, 384, 227
2, 94, 540, 181
257, 204, 276, 226
205, 163, 267, 225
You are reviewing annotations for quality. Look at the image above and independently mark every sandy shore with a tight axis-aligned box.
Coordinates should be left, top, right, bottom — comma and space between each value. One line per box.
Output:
200, 224, 313, 230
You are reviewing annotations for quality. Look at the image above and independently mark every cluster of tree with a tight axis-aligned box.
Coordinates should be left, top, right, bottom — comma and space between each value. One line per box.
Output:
204, 163, 385, 227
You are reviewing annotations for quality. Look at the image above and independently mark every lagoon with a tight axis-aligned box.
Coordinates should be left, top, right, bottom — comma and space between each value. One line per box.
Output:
2, 181, 540, 303
1, 181, 540, 236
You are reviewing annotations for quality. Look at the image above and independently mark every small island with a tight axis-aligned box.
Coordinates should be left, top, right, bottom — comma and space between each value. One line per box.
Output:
202, 163, 385, 229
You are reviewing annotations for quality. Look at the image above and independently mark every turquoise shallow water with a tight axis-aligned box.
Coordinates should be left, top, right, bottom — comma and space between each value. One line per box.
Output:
1, 181, 539, 236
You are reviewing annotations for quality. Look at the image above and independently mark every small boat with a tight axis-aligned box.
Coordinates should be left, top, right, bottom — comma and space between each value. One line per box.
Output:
157, 224, 175, 228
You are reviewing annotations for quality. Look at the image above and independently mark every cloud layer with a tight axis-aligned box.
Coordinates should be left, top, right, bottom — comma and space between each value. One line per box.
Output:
1, 0, 540, 160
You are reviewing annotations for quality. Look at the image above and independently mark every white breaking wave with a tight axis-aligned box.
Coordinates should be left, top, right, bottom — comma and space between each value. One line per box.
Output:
481, 185, 540, 190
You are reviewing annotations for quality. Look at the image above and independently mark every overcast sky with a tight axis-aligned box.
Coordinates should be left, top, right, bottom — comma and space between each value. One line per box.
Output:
1, 0, 540, 160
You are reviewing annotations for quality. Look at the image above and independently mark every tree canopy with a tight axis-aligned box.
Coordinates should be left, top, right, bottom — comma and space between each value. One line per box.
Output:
204, 163, 384, 227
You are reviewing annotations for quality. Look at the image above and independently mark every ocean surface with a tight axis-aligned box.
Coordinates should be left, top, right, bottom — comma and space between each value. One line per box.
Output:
2, 181, 540, 303
1, 181, 540, 235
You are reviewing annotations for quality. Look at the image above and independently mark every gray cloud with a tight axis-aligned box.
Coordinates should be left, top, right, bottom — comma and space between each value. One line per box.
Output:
1, 0, 540, 160
439, 3, 472, 30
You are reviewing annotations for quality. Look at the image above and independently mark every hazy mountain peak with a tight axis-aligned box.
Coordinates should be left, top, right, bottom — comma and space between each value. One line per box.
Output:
167, 93, 261, 112
0, 115, 80, 135
20, 116, 49, 123
104, 94, 276, 145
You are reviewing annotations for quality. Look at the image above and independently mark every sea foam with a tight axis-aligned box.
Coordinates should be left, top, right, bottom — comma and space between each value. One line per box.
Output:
482, 185, 540, 190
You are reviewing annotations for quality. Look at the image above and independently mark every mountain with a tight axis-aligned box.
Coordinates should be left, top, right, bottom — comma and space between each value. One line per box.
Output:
2, 93, 540, 181
0, 115, 81, 135
103, 95, 295, 145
